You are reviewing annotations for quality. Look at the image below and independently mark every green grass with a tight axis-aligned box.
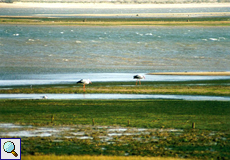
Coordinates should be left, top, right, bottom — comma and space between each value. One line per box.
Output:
0, 99, 229, 131
1, 80, 230, 96
1, 79, 230, 159
17, 130, 230, 159
1, 99, 230, 159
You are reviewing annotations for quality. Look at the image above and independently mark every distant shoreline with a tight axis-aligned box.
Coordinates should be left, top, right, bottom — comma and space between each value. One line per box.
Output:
148, 72, 230, 76
1, 3, 230, 25
1, 2, 230, 23
1, 2, 230, 8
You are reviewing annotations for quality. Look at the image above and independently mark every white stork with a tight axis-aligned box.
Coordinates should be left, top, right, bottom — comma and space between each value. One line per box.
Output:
77, 79, 92, 92
133, 75, 145, 85
42, 95, 48, 99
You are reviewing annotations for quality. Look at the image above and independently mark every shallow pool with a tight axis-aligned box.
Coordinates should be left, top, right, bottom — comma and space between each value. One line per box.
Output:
0, 94, 229, 101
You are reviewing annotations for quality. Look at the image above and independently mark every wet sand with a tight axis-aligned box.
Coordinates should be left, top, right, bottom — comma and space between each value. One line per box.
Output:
148, 72, 230, 76
1, 2, 230, 9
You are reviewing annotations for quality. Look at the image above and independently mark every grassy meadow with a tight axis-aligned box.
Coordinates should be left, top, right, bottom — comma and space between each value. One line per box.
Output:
0, 79, 230, 159
0, 98, 230, 159
1, 79, 230, 96
1, 99, 230, 131
0, 77, 230, 160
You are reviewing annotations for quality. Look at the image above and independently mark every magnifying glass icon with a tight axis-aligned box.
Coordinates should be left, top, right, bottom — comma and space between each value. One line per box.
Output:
3, 141, 18, 157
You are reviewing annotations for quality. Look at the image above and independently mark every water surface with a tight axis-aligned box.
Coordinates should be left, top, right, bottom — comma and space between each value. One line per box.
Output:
1, 73, 230, 86
0, 7, 229, 18
1, 25, 230, 86
0, 93, 229, 101
1, 26, 230, 74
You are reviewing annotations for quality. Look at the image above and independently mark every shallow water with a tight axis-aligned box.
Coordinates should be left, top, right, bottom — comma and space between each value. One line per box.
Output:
0, 7, 229, 18
0, 93, 229, 101
0, 123, 183, 139
1, 25, 230, 88
1, 73, 230, 86
1, 26, 230, 76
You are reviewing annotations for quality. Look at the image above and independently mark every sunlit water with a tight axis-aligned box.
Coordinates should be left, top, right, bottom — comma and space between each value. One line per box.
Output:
1, 25, 230, 86
1, 26, 230, 72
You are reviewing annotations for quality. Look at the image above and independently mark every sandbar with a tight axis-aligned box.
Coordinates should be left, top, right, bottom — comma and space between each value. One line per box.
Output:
1, 2, 230, 9
148, 72, 230, 76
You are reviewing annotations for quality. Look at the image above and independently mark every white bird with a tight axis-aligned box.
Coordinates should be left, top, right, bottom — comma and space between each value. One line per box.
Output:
42, 95, 48, 99
133, 75, 145, 85
77, 79, 92, 92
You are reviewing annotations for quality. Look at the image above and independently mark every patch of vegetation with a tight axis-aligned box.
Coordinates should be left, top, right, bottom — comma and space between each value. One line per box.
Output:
3, 129, 229, 159
21, 155, 188, 160
1, 98, 230, 159
0, 99, 229, 131
1, 17, 230, 26
1, 80, 230, 96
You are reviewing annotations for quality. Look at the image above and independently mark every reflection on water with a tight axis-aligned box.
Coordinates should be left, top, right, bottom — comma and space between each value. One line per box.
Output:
0, 94, 229, 101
